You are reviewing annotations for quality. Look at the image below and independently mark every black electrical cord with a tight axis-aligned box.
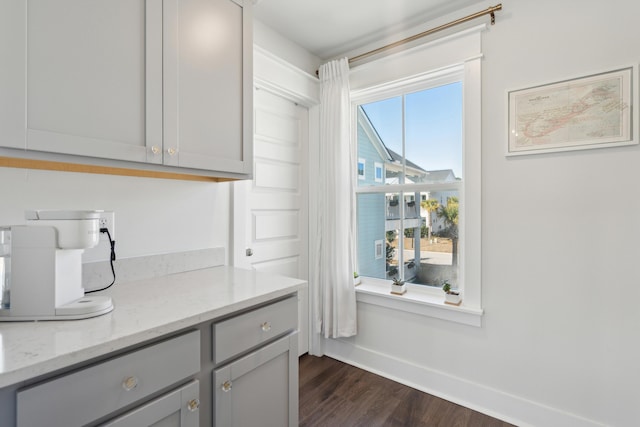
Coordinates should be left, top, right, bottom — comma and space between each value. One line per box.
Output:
85, 228, 117, 294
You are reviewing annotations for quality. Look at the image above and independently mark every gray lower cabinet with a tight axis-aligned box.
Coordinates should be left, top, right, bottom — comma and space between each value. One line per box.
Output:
102, 380, 200, 427
212, 295, 299, 427
4, 292, 300, 427
16, 331, 201, 427
214, 334, 298, 427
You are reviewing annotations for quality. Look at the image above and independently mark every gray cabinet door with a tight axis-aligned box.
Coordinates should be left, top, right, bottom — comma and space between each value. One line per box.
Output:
23, 0, 163, 164
163, 0, 253, 174
0, 0, 26, 149
102, 380, 200, 427
214, 333, 298, 427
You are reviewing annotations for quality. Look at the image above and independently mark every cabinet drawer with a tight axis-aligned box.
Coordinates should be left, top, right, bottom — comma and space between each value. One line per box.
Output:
213, 295, 297, 364
17, 330, 200, 427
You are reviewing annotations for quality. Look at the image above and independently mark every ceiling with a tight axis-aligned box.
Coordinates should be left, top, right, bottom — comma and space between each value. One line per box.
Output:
252, 0, 483, 60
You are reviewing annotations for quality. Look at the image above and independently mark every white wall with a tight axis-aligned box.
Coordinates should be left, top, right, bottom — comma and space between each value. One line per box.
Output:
0, 13, 341, 272
324, 1, 640, 426
2, 1, 636, 423
0, 167, 230, 261
253, 19, 322, 76
482, 0, 640, 423
0, 17, 320, 269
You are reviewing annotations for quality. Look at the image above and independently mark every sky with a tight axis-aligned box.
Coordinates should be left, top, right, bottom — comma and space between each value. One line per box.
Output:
361, 82, 463, 178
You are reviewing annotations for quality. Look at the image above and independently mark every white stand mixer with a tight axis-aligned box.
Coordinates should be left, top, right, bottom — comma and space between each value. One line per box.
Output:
0, 210, 114, 321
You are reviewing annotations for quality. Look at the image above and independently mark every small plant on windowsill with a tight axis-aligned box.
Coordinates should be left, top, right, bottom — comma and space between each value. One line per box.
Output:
353, 272, 361, 286
390, 278, 407, 296
442, 280, 462, 306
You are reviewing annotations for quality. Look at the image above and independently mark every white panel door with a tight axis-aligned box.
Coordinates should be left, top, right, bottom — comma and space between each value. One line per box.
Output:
234, 87, 309, 354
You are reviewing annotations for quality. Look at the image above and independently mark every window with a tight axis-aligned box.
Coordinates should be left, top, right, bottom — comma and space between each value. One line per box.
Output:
351, 56, 482, 324
350, 50, 482, 323
374, 162, 383, 183
357, 158, 366, 180
374, 239, 384, 259
355, 78, 463, 290
317, 27, 485, 325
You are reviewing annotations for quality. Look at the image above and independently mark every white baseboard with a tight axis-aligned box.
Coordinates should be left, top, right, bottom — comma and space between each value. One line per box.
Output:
322, 338, 606, 427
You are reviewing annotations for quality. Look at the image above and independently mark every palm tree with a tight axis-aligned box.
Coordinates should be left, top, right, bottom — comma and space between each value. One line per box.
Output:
437, 196, 459, 267
420, 198, 440, 240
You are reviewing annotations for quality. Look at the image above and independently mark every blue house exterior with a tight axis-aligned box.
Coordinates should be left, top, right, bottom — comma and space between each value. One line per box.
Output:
356, 107, 432, 282
356, 112, 387, 279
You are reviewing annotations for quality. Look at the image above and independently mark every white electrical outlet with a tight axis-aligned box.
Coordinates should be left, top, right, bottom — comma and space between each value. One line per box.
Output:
98, 211, 115, 242
83, 211, 116, 264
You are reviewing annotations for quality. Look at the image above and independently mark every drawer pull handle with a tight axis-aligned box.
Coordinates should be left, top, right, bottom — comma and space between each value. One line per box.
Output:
167, 147, 177, 156
122, 376, 139, 391
187, 398, 200, 412
261, 321, 272, 332
221, 380, 233, 392
151, 145, 160, 154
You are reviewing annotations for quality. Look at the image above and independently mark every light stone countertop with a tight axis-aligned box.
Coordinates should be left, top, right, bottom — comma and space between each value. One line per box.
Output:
0, 266, 307, 389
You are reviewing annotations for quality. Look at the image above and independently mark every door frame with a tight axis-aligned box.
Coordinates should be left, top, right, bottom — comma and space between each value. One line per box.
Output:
232, 46, 320, 354
232, 47, 319, 268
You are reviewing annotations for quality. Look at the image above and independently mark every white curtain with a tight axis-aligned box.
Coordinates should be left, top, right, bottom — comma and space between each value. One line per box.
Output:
312, 57, 357, 348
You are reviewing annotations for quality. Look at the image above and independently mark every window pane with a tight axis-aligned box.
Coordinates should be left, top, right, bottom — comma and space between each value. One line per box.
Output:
405, 82, 463, 181
357, 158, 365, 180
374, 162, 383, 183
406, 190, 459, 288
355, 80, 463, 287
358, 97, 402, 186
356, 193, 388, 279
358, 190, 460, 286
359, 84, 462, 185
384, 192, 403, 281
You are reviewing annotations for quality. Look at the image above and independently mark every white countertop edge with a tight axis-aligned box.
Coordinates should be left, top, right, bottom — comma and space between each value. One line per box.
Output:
0, 266, 307, 389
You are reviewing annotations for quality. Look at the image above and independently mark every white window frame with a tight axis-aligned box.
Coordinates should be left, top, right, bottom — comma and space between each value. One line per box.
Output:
374, 239, 384, 259
358, 158, 366, 180
374, 162, 383, 183
351, 58, 483, 327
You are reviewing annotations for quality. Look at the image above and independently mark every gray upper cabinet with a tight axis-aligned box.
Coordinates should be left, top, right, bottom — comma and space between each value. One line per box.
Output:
164, 0, 252, 174
25, 0, 157, 164
1, 0, 252, 176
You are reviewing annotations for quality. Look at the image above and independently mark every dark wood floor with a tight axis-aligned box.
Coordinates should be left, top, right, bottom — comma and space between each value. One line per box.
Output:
299, 354, 515, 427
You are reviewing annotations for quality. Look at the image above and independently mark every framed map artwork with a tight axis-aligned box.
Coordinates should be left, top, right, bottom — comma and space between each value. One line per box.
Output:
508, 67, 637, 155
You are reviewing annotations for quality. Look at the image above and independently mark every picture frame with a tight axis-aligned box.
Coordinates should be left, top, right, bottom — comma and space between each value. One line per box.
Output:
507, 66, 637, 155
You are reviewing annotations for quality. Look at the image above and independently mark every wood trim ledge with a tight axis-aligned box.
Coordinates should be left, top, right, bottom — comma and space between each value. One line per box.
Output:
0, 156, 237, 182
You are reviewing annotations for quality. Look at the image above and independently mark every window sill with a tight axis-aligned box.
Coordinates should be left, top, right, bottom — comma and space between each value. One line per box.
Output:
355, 277, 483, 327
